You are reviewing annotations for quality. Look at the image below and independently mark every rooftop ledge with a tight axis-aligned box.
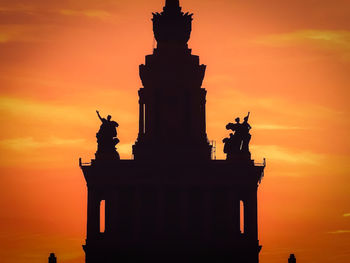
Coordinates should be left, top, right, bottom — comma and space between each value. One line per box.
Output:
79, 158, 266, 168
79, 158, 265, 185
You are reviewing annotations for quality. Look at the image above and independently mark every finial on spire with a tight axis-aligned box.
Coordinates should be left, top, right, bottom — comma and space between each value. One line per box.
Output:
288, 254, 296, 263
48, 253, 57, 263
163, 0, 181, 13
166, 0, 180, 8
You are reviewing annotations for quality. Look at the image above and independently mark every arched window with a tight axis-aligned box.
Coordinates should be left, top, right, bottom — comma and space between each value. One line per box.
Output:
100, 200, 105, 233
240, 200, 244, 234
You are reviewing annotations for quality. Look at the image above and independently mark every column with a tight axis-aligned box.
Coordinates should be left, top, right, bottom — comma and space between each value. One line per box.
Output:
230, 192, 240, 236
180, 187, 189, 235
132, 186, 141, 242
157, 186, 165, 236
203, 188, 212, 241
244, 189, 258, 240
87, 187, 100, 239
200, 89, 207, 138
231, 195, 240, 236
138, 89, 144, 136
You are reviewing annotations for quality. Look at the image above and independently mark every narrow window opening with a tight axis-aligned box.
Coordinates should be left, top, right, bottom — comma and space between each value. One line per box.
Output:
143, 104, 146, 134
100, 200, 105, 233
240, 200, 244, 234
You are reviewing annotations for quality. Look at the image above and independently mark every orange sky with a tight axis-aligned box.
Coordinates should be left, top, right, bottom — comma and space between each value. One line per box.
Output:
0, 0, 349, 262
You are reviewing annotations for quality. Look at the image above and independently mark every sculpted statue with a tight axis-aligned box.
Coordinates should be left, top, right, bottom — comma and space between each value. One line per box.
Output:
95, 110, 120, 160
241, 113, 252, 153
223, 112, 251, 160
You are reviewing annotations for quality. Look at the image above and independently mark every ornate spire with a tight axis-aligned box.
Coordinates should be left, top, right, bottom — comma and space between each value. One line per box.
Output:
152, 0, 193, 48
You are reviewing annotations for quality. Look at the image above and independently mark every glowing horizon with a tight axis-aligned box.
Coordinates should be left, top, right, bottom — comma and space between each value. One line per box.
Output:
0, 0, 349, 262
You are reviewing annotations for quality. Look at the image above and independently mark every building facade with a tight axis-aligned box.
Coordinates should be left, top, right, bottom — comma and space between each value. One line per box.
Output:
80, 1, 265, 262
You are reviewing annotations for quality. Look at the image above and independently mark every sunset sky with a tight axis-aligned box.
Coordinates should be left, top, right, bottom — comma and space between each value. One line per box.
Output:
0, 0, 349, 262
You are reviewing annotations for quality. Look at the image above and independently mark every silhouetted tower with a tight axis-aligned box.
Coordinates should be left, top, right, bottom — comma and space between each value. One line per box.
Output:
48, 253, 57, 263
80, 1, 265, 263
289, 254, 296, 263
133, 0, 211, 160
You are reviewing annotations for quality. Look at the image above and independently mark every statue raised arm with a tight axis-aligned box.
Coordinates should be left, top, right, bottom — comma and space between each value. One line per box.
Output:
243, 112, 251, 131
96, 110, 103, 122
96, 110, 113, 124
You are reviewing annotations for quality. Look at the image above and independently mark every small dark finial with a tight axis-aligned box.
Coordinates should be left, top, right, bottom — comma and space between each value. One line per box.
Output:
166, 0, 180, 7
48, 253, 57, 263
288, 254, 296, 263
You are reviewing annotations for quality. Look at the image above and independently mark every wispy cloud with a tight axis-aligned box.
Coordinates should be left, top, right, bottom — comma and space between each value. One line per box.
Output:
0, 5, 35, 15
254, 124, 306, 130
208, 87, 345, 127
251, 145, 324, 165
0, 137, 85, 151
255, 30, 350, 61
0, 24, 53, 43
344, 213, 350, 217
0, 95, 134, 126
0, 96, 88, 124
59, 9, 112, 20
255, 30, 350, 48
0, 7, 114, 44
328, 230, 350, 234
